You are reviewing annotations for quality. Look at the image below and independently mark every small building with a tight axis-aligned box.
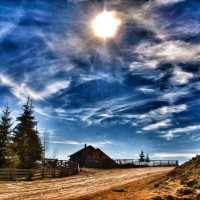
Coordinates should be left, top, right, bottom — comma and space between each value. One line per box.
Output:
69, 145, 116, 168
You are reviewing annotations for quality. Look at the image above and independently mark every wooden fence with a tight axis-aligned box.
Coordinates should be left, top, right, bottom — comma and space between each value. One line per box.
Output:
0, 162, 79, 181
114, 159, 178, 167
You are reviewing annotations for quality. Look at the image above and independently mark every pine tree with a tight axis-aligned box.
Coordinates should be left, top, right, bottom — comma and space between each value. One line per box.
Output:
139, 150, 145, 162
0, 106, 12, 167
145, 154, 150, 162
14, 98, 42, 168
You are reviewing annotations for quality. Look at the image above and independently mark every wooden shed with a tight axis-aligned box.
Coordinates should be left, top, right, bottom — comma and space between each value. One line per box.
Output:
69, 145, 116, 168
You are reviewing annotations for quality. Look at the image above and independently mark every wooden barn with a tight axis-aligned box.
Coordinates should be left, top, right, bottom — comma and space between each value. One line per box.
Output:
69, 145, 116, 168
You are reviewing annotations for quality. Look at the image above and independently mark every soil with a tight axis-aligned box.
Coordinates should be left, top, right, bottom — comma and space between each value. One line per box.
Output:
77, 173, 169, 200
0, 167, 173, 200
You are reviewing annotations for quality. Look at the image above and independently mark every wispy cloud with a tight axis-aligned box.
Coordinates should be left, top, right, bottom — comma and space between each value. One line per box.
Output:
143, 119, 171, 131
169, 125, 200, 134
171, 67, 194, 85
158, 104, 187, 115
138, 87, 155, 93
0, 0, 200, 158
136, 40, 200, 64
129, 60, 159, 70
46, 96, 187, 131
79, 73, 123, 84
51, 139, 112, 147
0, 74, 70, 101
161, 125, 200, 141
155, 0, 186, 6
51, 140, 83, 145
152, 152, 196, 159
132, 104, 187, 122
162, 91, 188, 103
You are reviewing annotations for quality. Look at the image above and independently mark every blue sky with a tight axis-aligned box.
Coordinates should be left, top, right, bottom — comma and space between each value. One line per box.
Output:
0, 0, 200, 163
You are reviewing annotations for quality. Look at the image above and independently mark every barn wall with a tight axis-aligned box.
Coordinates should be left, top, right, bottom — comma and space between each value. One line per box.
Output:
69, 147, 116, 168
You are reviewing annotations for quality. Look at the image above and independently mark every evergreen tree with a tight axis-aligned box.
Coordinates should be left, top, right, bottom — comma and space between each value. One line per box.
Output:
14, 98, 42, 168
145, 154, 150, 162
139, 150, 145, 162
0, 106, 12, 167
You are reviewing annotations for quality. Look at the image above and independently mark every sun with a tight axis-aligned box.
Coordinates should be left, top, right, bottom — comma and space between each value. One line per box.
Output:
91, 10, 121, 39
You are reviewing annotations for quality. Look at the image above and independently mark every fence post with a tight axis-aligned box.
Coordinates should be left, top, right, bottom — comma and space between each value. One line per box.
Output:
42, 167, 44, 178
9, 169, 13, 181
26, 169, 33, 181
53, 168, 56, 178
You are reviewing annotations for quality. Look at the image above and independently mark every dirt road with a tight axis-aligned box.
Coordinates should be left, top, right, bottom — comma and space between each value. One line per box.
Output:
0, 167, 173, 200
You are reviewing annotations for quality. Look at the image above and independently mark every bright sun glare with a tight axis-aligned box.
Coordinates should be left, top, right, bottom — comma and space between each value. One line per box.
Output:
92, 10, 121, 39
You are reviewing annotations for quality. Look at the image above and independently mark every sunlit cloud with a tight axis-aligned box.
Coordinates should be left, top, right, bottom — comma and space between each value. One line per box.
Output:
155, 0, 186, 5
136, 40, 200, 63
171, 67, 193, 85
161, 125, 200, 141
143, 119, 171, 131
158, 104, 187, 115
0, 74, 70, 101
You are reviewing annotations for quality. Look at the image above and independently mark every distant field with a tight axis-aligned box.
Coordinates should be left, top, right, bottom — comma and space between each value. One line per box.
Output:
0, 167, 173, 200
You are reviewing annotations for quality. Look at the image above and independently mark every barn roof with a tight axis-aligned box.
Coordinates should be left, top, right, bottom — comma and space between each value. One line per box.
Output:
69, 145, 113, 161
69, 145, 95, 157
95, 148, 114, 161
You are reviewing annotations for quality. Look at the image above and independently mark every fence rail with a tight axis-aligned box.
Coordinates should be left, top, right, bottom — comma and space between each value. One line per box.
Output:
114, 159, 178, 167
0, 162, 79, 181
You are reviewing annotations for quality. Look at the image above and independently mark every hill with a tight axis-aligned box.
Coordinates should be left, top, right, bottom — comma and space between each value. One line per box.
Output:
151, 156, 200, 200
169, 155, 200, 179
